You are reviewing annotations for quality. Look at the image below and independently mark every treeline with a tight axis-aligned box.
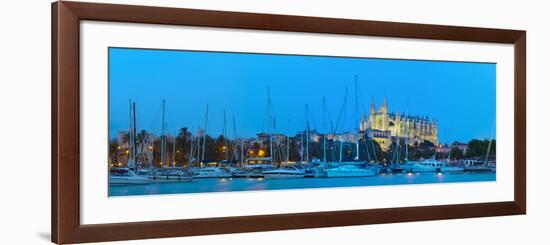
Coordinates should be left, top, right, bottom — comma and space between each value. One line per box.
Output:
449, 139, 496, 160
109, 127, 496, 167
109, 127, 388, 167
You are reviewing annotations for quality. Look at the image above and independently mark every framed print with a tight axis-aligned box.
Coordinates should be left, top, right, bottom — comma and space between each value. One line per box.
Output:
51, 1, 526, 244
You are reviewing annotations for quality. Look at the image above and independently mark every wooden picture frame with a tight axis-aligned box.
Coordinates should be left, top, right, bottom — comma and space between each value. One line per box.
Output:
51, 1, 526, 244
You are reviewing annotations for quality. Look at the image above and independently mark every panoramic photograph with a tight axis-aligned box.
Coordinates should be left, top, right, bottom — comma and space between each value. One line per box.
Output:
108, 47, 496, 197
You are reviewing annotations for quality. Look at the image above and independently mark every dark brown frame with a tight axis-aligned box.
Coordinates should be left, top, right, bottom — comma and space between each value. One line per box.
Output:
52, 1, 526, 244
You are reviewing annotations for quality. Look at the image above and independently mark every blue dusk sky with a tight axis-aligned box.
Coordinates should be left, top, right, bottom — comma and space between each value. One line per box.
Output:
109, 47, 496, 144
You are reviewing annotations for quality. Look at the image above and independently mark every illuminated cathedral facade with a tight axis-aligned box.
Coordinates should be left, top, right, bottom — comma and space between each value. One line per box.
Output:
360, 97, 438, 150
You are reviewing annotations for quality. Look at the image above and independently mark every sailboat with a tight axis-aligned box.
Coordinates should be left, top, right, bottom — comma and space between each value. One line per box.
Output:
404, 157, 446, 173
254, 87, 305, 179
325, 165, 376, 177
189, 104, 235, 178
319, 76, 377, 177
109, 100, 150, 185
389, 115, 407, 173
262, 166, 305, 179
147, 100, 192, 182
109, 167, 149, 185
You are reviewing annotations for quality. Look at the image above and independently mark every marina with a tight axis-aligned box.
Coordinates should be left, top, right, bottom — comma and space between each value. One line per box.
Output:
108, 48, 497, 196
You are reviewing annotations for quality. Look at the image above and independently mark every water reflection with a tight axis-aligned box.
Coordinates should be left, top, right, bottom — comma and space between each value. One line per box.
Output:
109, 172, 496, 197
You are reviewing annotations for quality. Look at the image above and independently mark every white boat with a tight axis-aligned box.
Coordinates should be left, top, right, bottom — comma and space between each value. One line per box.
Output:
232, 165, 273, 178
262, 166, 305, 179
148, 167, 193, 182
404, 159, 446, 173
192, 167, 233, 178
314, 167, 328, 178
443, 164, 465, 172
325, 164, 376, 177
109, 168, 149, 185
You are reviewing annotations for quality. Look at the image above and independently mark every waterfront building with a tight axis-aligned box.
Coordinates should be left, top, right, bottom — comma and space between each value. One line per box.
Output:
256, 132, 287, 143
452, 142, 469, 154
436, 144, 452, 155
360, 97, 438, 150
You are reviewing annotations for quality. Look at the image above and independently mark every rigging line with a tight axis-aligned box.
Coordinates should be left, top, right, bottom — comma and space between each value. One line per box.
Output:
357, 81, 368, 117
484, 119, 497, 165
322, 97, 336, 134
307, 106, 319, 132
332, 87, 349, 135
140, 101, 162, 137
164, 103, 176, 137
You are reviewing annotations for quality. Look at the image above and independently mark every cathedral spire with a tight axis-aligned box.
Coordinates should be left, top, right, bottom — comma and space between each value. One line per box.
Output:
370, 97, 376, 114
378, 96, 388, 114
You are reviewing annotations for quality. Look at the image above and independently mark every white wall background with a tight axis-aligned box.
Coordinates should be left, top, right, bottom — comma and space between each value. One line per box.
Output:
0, 0, 547, 244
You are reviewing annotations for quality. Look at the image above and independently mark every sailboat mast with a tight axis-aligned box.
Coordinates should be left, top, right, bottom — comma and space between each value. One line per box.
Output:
405, 117, 409, 162
160, 100, 166, 167
305, 104, 310, 163
339, 137, 343, 163
274, 117, 278, 163
128, 100, 134, 167
287, 120, 290, 163
354, 75, 359, 161
267, 87, 273, 164
484, 123, 496, 166
338, 88, 348, 163
187, 130, 194, 168
132, 101, 137, 164
196, 127, 201, 164
172, 132, 176, 167
322, 97, 327, 163
224, 110, 228, 161
300, 132, 304, 163
232, 116, 238, 163
201, 104, 209, 165
240, 139, 244, 167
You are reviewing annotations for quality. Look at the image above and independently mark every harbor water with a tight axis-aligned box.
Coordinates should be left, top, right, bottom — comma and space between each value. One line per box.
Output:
109, 171, 496, 196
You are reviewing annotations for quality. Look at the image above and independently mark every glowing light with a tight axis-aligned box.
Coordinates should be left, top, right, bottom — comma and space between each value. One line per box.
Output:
437, 172, 443, 176
125, 150, 129, 154
258, 177, 264, 181
249, 150, 254, 154
407, 172, 413, 176
116, 146, 121, 150
148, 146, 153, 150
258, 150, 265, 157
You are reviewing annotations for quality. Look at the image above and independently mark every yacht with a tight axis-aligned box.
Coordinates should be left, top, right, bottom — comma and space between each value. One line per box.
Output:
232, 165, 274, 178
443, 163, 465, 172
325, 164, 377, 178
404, 159, 446, 173
314, 166, 328, 178
262, 166, 305, 179
109, 168, 149, 185
193, 167, 233, 178
148, 167, 193, 182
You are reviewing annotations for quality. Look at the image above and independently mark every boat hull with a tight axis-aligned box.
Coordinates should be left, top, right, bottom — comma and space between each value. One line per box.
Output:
232, 173, 264, 178
325, 170, 376, 178
193, 174, 232, 178
263, 173, 304, 179
147, 175, 193, 182
109, 176, 149, 185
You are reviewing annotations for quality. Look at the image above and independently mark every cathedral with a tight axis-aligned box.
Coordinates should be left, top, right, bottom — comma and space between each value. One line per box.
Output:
360, 97, 438, 150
